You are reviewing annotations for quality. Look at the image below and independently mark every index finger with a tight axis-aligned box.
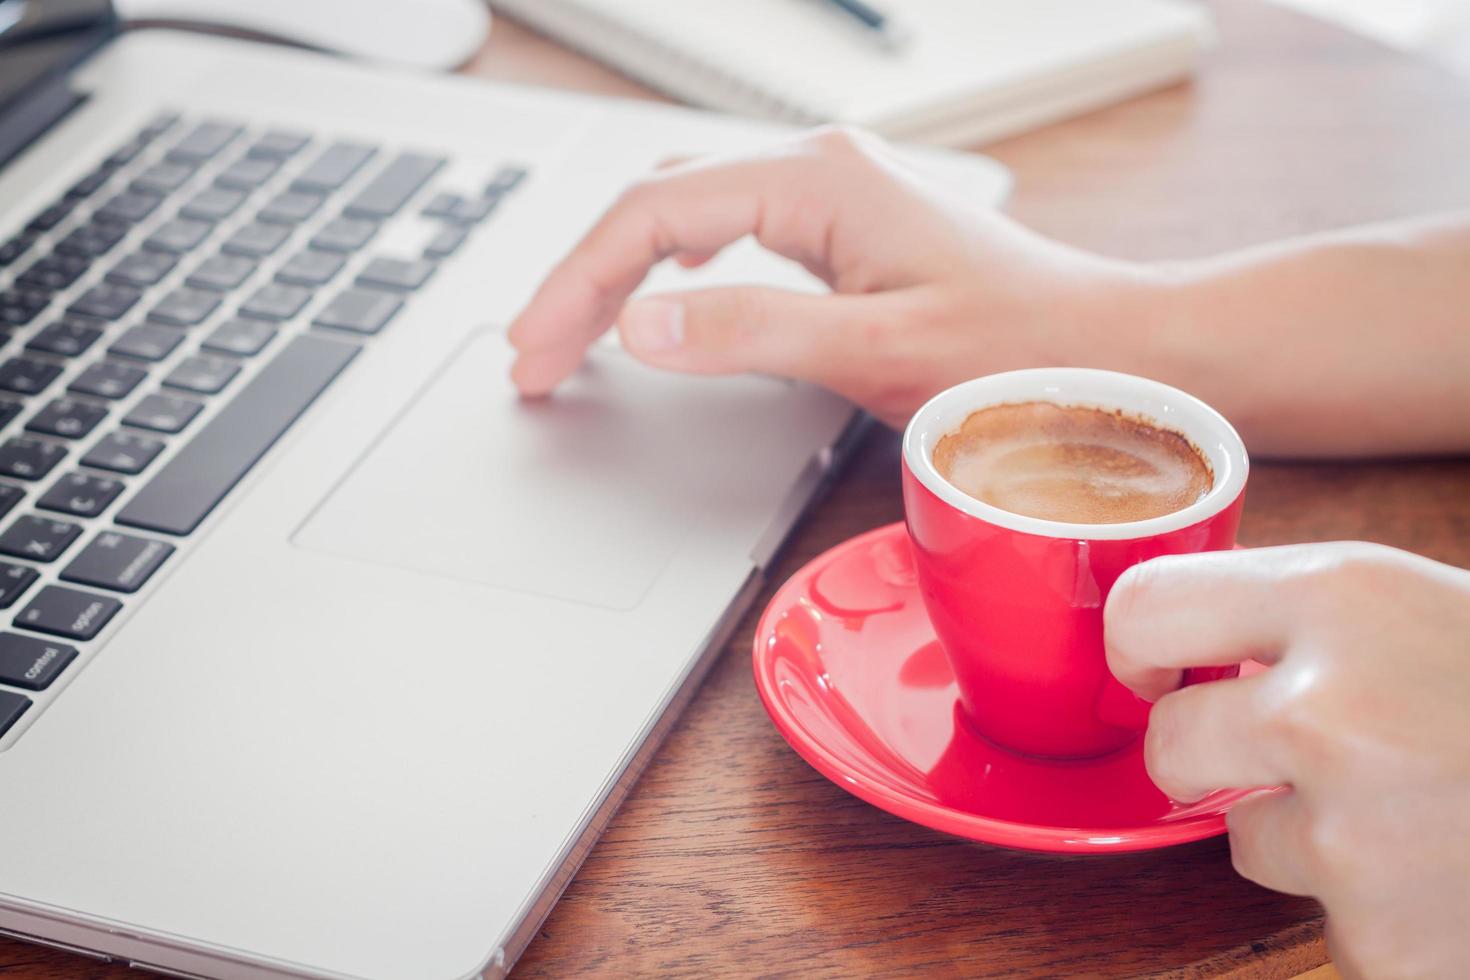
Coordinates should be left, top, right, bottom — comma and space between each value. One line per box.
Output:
507, 151, 838, 396
1104, 545, 1312, 701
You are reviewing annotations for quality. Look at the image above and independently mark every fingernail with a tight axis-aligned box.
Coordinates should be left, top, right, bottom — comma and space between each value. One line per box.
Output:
624, 299, 684, 352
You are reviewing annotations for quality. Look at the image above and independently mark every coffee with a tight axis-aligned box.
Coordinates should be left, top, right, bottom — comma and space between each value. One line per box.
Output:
932, 401, 1212, 524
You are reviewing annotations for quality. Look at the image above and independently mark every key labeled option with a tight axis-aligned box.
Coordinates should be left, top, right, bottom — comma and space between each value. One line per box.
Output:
62, 531, 174, 594
16, 585, 121, 640
0, 632, 76, 689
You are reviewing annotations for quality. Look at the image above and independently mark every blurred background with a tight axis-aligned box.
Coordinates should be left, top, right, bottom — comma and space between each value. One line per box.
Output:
1274, 0, 1470, 75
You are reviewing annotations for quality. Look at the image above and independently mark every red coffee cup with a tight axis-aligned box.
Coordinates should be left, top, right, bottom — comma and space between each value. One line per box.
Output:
902, 368, 1249, 759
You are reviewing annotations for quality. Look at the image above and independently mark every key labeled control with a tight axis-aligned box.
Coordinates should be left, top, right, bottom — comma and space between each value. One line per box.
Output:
0, 632, 77, 690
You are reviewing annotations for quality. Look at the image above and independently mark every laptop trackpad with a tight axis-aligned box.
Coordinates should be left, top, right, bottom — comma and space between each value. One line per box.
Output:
293, 326, 798, 610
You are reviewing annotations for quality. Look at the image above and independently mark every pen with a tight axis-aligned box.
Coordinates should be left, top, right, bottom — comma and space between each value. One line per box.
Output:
813, 0, 912, 52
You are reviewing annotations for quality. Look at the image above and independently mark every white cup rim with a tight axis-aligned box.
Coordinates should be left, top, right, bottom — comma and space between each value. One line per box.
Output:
902, 368, 1249, 540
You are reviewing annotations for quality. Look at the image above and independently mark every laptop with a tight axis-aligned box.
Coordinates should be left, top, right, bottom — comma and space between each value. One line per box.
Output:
0, 4, 1010, 977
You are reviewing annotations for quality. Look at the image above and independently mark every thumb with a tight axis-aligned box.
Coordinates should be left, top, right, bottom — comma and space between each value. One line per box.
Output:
617, 286, 870, 386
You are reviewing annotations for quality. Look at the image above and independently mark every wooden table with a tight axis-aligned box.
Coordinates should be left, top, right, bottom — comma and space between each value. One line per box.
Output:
5, 1, 1467, 976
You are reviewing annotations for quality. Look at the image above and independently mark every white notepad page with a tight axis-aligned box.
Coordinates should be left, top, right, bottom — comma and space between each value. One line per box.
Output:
495, 0, 1213, 146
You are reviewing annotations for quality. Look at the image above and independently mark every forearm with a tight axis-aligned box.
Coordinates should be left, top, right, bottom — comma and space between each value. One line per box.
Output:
1113, 212, 1470, 457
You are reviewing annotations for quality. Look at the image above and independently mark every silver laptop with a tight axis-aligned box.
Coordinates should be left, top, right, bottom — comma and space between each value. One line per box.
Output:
0, 4, 1010, 977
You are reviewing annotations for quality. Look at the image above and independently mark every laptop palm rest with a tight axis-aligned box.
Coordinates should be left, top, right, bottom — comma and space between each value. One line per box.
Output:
293, 326, 800, 610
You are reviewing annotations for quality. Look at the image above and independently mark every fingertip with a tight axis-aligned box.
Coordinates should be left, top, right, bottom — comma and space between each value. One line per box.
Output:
509, 353, 564, 397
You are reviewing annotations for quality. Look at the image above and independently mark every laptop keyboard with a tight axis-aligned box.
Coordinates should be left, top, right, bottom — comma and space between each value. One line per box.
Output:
0, 113, 528, 741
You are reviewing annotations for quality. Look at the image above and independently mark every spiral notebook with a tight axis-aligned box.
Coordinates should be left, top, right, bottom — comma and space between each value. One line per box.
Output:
493, 0, 1213, 146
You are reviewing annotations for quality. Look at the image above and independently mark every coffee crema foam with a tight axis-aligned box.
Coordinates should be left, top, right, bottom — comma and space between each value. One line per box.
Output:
932, 401, 1213, 524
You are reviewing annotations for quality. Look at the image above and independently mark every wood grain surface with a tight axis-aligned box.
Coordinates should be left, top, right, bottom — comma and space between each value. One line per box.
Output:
5, 1, 1468, 976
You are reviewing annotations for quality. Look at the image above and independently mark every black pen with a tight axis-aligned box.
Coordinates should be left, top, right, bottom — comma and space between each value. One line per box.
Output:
814, 0, 912, 51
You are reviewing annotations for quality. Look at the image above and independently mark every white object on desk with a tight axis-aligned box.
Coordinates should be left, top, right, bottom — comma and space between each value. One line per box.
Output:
115, 0, 492, 70
491, 0, 1213, 146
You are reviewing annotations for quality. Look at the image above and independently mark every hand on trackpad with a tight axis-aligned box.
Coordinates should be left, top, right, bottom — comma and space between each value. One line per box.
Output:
293, 327, 803, 609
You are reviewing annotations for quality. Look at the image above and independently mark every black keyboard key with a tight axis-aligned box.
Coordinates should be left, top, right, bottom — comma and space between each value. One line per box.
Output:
107, 249, 177, 287
357, 257, 434, 291
26, 398, 107, 439
66, 169, 111, 200
450, 196, 496, 225
0, 691, 30, 737
103, 137, 149, 169
38, 472, 124, 518
257, 190, 322, 225
0, 290, 47, 326
117, 334, 359, 536
16, 585, 120, 640
70, 361, 147, 400
486, 165, 527, 194
180, 187, 245, 223
123, 393, 201, 434
26, 200, 75, 232
144, 218, 212, 254
110, 325, 184, 362
239, 283, 312, 321
0, 515, 81, 562
55, 219, 127, 259
0, 358, 62, 395
0, 566, 39, 611
222, 221, 290, 258
344, 153, 445, 219
0, 402, 19, 430
186, 253, 256, 291
0, 296, 40, 327
310, 218, 376, 253
16, 253, 89, 291
202, 319, 276, 356
275, 249, 343, 287
167, 120, 241, 162
97, 189, 162, 224
69, 282, 141, 320
62, 531, 172, 594
0, 438, 65, 480
422, 192, 462, 219
26, 320, 103, 358
82, 430, 164, 475
0, 633, 76, 688
0, 233, 39, 266
131, 160, 195, 195
293, 142, 376, 192
422, 226, 466, 260
139, 112, 179, 139
0, 484, 23, 521
163, 355, 239, 395
249, 130, 311, 159
312, 287, 401, 335
215, 156, 280, 190
148, 287, 220, 327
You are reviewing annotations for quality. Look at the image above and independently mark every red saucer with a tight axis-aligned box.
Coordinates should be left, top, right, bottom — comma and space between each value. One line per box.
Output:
752, 522, 1253, 854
